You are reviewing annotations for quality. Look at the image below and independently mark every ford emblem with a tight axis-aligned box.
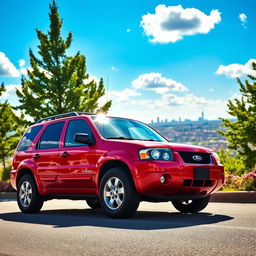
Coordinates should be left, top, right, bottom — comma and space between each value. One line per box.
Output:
192, 155, 203, 161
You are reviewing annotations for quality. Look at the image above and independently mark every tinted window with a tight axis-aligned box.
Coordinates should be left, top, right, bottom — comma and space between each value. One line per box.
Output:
17, 125, 43, 151
65, 119, 94, 147
37, 122, 64, 149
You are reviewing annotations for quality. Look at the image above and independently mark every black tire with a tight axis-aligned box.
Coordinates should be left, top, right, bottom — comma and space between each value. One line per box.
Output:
172, 195, 210, 213
17, 174, 44, 213
99, 167, 140, 218
86, 198, 101, 209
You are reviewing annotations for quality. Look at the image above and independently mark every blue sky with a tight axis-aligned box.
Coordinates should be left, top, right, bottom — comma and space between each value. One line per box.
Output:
0, 0, 256, 122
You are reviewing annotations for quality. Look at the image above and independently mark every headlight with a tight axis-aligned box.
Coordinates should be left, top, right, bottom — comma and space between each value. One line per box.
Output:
139, 148, 173, 161
212, 152, 221, 165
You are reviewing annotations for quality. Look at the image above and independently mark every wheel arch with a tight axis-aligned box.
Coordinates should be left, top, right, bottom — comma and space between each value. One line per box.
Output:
97, 160, 135, 190
16, 168, 42, 194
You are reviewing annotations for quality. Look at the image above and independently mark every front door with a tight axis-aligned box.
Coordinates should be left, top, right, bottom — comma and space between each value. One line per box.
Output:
58, 119, 98, 193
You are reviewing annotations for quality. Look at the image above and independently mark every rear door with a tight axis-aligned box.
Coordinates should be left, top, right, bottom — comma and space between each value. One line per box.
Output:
58, 119, 98, 192
30, 121, 65, 188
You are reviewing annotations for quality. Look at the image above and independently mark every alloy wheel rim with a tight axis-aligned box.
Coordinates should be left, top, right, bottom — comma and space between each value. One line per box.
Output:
103, 177, 125, 210
19, 181, 32, 207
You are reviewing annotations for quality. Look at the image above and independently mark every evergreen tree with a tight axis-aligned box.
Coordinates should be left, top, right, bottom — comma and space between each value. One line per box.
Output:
219, 62, 256, 170
0, 83, 23, 176
16, 0, 111, 121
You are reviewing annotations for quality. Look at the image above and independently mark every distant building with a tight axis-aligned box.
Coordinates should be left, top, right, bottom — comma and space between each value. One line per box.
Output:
198, 111, 205, 122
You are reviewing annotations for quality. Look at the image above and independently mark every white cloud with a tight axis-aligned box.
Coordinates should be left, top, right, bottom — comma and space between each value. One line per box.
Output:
19, 66, 53, 79
83, 75, 99, 84
111, 66, 119, 72
231, 93, 242, 101
126, 28, 131, 33
141, 5, 221, 43
19, 66, 32, 75
162, 93, 207, 106
1, 84, 21, 99
132, 72, 188, 94
216, 59, 256, 78
109, 88, 141, 102
239, 13, 247, 28
208, 88, 214, 92
18, 59, 26, 67
0, 52, 20, 77
108, 92, 229, 123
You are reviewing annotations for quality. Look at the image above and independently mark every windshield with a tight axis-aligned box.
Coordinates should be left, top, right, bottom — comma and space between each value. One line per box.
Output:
91, 116, 167, 142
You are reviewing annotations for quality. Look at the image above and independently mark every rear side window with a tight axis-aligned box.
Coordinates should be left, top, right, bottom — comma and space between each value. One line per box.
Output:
64, 119, 94, 147
37, 122, 64, 149
17, 125, 43, 151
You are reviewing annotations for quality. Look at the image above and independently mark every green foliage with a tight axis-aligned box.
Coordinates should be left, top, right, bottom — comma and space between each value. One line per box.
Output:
16, 0, 111, 122
217, 148, 246, 175
219, 62, 256, 170
0, 160, 12, 181
0, 83, 24, 178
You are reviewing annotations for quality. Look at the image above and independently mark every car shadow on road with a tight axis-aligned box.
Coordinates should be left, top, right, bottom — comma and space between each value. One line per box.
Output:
0, 208, 233, 230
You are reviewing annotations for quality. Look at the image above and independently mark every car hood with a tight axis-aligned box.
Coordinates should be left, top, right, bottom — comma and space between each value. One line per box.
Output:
104, 139, 212, 153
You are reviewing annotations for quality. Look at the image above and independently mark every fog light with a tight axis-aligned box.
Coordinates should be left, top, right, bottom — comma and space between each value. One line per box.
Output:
160, 175, 166, 184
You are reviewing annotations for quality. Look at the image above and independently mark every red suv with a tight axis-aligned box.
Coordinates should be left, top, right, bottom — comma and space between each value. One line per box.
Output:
11, 112, 224, 218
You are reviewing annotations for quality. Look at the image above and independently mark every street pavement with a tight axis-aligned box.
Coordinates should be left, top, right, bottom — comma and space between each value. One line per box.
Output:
0, 199, 256, 256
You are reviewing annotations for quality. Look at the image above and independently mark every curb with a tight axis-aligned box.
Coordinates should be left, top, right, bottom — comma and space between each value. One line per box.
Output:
1, 191, 256, 203
210, 191, 256, 203
0, 192, 16, 199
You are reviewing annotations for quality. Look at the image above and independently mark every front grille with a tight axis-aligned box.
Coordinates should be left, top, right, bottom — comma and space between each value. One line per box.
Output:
178, 151, 212, 164
183, 179, 213, 187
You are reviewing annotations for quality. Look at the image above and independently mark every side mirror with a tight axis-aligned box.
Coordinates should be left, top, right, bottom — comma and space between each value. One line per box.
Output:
74, 133, 95, 146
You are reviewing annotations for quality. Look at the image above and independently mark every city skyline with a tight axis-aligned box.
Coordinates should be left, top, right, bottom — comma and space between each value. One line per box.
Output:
152, 111, 207, 124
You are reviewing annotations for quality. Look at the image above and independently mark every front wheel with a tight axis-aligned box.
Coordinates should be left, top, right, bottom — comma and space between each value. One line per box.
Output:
86, 198, 101, 209
17, 174, 44, 213
99, 168, 140, 218
172, 195, 210, 213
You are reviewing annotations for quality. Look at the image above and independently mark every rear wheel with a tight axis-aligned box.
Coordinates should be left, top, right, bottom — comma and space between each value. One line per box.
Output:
17, 174, 44, 213
172, 195, 210, 213
99, 168, 140, 218
86, 198, 101, 209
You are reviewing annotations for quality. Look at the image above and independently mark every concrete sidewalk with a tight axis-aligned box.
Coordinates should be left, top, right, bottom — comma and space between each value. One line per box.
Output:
1, 191, 256, 203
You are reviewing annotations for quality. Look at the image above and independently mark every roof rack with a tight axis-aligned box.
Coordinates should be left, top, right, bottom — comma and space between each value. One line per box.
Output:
35, 112, 94, 124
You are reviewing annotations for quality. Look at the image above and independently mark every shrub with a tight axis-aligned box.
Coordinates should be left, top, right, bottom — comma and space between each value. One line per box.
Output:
0, 181, 15, 192
242, 168, 256, 191
222, 171, 243, 191
217, 148, 246, 175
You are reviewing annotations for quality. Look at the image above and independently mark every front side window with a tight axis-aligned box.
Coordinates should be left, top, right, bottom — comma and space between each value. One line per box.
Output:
17, 125, 43, 151
91, 116, 167, 142
37, 122, 64, 149
64, 119, 94, 147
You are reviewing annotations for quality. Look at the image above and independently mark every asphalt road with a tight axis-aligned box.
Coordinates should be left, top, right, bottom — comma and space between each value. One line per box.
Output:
0, 199, 256, 256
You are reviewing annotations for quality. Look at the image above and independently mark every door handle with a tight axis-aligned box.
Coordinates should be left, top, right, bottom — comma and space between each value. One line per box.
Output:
32, 154, 40, 159
61, 151, 69, 158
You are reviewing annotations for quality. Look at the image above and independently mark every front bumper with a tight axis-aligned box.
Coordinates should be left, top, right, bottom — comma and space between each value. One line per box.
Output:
10, 169, 17, 190
132, 156, 224, 200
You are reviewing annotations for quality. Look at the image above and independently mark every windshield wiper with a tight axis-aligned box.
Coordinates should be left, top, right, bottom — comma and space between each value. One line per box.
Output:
106, 137, 134, 140
134, 138, 159, 141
